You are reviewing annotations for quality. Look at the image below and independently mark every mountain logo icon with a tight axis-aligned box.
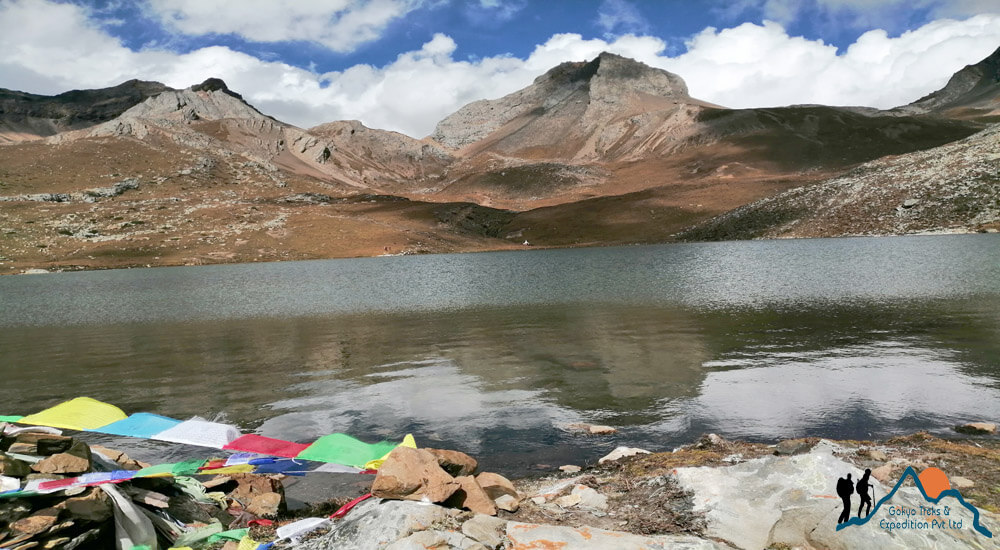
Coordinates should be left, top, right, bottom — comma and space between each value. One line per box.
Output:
836, 465, 992, 537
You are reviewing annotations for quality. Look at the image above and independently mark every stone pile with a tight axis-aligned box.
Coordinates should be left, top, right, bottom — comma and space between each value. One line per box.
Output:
370, 446, 521, 516
0, 424, 287, 549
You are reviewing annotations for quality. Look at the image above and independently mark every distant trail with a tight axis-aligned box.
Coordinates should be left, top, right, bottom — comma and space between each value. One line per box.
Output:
837, 466, 993, 538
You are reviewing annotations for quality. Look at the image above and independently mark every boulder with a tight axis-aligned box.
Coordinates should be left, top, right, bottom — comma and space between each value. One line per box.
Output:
246, 492, 284, 518
446, 475, 497, 516
475, 472, 518, 501
425, 448, 478, 477
31, 442, 91, 474
598, 447, 651, 464
495, 494, 519, 512
461, 514, 508, 548
35, 435, 74, 456
951, 476, 975, 489
11, 507, 61, 535
571, 485, 608, 511
694, 434, 725, 448
954, 422, 997, 435
505, 522, 728, 549
0, 455, 32, 477
292, 499, 456, 550
57, 488, 112, 522
558, 465, 582, 473
565, 423, 618, 435
384, 529, 488, 550
774, 439, 813, 455
371, 447, 460, 503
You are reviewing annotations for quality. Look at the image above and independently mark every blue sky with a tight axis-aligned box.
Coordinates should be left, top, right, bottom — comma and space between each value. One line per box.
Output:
1, 0, 999, 136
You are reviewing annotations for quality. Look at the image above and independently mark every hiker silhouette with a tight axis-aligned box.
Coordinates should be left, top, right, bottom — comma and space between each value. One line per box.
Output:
837, 473, 854, 524
857, 468, 873, 518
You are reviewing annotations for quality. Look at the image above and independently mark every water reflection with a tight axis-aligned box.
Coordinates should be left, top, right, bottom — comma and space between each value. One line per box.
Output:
1, 236, 999, 473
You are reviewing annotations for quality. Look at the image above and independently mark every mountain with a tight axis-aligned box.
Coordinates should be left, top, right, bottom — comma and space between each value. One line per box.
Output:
896, 45, 1000, 122
675, 123, 1000, 240
0, 48, 996, 274
0, 79, 171, 143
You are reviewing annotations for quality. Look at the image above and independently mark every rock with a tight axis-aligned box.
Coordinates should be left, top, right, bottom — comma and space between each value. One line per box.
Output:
598, 446, 651, 464
246, 492, 284, 518
571, 485, 608, 511
34, 435, 73, 456
31, 444, 91, 474
426, 448, 479, 477
461, 514, 507, 548
530, 496, 546, 505
291, 499, 455, 550
871, 463, 895, 483
371, 447, 460, 503
903, 198, 920, 208
774, 438, 813, 455
11, 507, 61, 535
954, 422, 997, 435
0, 455, 32, 477
531, 476, 585, 500
674, 440, 991, 549
505, 522, 728, 549
555, 493, 582, 508
228, 473, 284, 501
445, 475, 497, 516
385, 529, 488, 550
7, 442, 38, 455
565, 423, 618, 435
695, 433, 726, 448
588, 425, 617, 435
951, 476, 975, 489
57, 488, 112, 521
862, 448, 888, 462
475, 472, 518, 501
558, 465, 582, 473
90, 445, 148, 470
495, 494, 519, 512
0, 498, 34, 524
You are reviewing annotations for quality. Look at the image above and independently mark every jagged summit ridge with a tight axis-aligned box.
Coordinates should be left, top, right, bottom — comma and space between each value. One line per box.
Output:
431, 52, 690, 149
899, 45, 1000, 118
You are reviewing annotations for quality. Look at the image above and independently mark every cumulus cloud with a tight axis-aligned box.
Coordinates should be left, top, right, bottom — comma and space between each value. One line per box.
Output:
1, 0, 999, 139
146, 0, 417, 52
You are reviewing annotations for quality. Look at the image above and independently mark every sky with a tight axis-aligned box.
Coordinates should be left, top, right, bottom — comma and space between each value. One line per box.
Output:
1, 0, 999, 138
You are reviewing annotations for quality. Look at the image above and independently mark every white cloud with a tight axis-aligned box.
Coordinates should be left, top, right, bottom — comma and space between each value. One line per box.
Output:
146, 0, 417, 52
1, 0, 999, 139
725, 0, 1000, 28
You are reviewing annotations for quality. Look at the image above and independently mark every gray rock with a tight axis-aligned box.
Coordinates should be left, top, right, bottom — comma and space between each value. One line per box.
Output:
571, 485, 608, 512
384, 529, 487, 550
461, 514, 507, 548
903, 198, 920, 208
954, 422, 997, 434
774, 438, 813, 455
505, 522, 727, 549
674, 440, 998, 549
290, 499, 455, 550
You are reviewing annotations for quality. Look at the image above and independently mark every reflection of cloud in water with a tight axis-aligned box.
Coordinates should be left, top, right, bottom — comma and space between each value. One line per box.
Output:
649, 340, 1000, 440
259, 359, 584, 453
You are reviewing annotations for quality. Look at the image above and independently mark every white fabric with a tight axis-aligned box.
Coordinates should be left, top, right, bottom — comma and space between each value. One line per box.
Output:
0, 475, 20, 493
313, 462, 364, 474
102, 484, 159, 550
151, 417, 241, 449
276, 517, 330, 542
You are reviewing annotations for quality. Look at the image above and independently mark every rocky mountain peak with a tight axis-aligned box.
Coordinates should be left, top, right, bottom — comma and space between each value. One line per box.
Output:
431, 52, 691, 149
190, 77, 244, 100
898, 44, 1000, 118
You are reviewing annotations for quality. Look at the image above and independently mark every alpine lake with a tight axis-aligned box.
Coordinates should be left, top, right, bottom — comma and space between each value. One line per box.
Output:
2, 233, 999, 475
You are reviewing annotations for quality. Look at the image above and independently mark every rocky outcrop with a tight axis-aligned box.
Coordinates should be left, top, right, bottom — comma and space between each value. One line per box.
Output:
0, 79, 171, 142
897, 45, 1000, 121
677, 124, 1000, 240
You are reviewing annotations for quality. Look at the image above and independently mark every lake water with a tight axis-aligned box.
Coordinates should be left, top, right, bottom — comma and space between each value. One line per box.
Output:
1, 234, 999, 474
